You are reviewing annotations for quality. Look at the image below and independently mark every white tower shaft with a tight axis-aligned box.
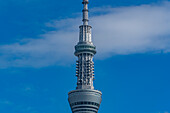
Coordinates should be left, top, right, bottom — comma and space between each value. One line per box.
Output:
68, 0, 102, 113
75, 0, 96, 90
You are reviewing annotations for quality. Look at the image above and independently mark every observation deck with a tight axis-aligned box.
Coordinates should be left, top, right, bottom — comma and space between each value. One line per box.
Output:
74, 43, 96, 56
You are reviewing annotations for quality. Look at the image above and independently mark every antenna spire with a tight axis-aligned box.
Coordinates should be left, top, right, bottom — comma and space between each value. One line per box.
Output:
82, 0, 89, 25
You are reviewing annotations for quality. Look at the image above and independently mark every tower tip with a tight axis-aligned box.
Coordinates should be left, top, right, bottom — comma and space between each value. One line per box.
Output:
82, 0, 89, 25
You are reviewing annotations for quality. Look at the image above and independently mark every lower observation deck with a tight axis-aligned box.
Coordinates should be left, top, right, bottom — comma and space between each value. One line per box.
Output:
68, 89, 102, 113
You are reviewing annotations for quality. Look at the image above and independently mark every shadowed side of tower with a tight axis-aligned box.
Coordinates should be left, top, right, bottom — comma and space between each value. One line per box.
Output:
68, 0, 102, 113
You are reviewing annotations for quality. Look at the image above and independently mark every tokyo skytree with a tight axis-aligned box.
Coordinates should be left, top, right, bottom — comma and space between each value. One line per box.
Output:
68, 0, 102, 113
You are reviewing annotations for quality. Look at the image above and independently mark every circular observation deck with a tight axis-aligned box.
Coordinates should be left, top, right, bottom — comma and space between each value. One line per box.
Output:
74, 44, 96, 56
68, 89, 102, 113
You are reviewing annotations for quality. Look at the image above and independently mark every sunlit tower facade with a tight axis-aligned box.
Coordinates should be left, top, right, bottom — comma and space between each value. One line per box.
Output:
68, 0, 102, 113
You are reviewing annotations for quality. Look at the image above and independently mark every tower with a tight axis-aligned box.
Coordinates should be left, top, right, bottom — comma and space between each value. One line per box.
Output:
68, 0, 102, 113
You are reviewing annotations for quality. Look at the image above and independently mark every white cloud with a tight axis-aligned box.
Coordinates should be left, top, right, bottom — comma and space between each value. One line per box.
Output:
0, 31, 77, 68
0, 2, 170, 68
91, 2, 170, 58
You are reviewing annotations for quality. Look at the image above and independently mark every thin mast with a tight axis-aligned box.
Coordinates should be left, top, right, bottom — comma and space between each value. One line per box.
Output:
82, 0, 89, 25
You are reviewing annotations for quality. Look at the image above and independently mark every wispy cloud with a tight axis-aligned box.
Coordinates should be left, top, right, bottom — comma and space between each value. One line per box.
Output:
158, 112, 169, 113
0, 100, 12, 105
91, 2, 170, 58
0, 1, 170, 68
0, 31, 77, 68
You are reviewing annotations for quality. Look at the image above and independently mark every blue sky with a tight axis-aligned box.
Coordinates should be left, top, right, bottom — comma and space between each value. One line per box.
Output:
0, 0, 170, 113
